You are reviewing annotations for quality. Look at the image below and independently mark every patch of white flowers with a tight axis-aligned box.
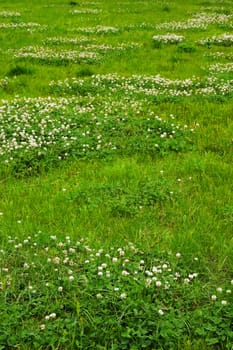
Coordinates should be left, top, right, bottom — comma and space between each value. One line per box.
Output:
198, 33, 233, 46
13, 46, 100, 64
152, 34, 185, 45
208, 62, 233, 74
0, 11, 21, 17
43, 38, 142, 51
50, 74, 233, 98
155, 12, 232, 31
1, 233, 232, 323
70, 8, 102, 14
71, 25, 120, 34
0, 22, 47, 30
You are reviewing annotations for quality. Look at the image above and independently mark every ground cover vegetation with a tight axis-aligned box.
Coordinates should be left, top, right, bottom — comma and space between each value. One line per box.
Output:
0, 0, 232, 349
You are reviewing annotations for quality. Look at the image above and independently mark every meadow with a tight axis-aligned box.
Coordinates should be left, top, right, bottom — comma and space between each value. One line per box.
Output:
0, 0, 233, 348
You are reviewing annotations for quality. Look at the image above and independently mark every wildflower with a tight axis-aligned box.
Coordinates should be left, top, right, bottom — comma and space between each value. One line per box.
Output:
146, 278, 152, 288
221, 300, 227, 305
120, 293, 127, 299
145, 270, 153, 276
39, 324, 46, 330
158, 309, 164, 316
176, 253, 181, 258
112, 257, 118, 263
216, 287, 223, 293
50, 235, 57, 240
53, 257, 60, 264
122, 270, 129, 276
211, 295, 217, 301
69, 275, 74, 281
58, 286, 63, 292
156, 281, 162, 287
96, 293, 103, 299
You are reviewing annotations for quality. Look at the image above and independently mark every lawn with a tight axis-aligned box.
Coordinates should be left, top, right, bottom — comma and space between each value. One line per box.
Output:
0, 0, 232, 348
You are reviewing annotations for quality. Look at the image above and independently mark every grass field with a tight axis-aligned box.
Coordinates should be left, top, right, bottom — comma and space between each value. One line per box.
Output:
0, 0, 233, 349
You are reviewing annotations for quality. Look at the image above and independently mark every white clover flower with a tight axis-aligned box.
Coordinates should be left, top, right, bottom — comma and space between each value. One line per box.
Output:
120, 293, 127, 299
211, 295, 217, 301
145, 270, 153, 276
112, 257, 118, 263
50, 235, 57, 240
53, 257, 60, 264
216, 287, 223, 293
69, 275, 74, 281
231, 280, 233, 285
221, 300, 227, 305
146, 278, 152, 288
176, 253, 181, 258
158, 309, 164, 316
58, 286, 63, 292
156, 281, 162, 287
226, 289, 231, 294
98, 271, 103, 276
39, 324, 46, 330
122, 270, 129, 276
96, 293, 103, 299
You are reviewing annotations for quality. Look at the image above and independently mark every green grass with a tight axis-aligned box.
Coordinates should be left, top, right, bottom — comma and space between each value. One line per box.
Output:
0, 0, 233, 348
